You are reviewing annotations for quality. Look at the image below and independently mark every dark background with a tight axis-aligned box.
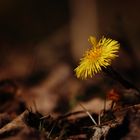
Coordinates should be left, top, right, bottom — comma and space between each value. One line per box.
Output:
0, 0, 140, 114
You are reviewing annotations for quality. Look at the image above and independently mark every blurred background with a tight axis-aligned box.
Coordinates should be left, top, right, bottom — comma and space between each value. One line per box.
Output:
0, 0, 140, 116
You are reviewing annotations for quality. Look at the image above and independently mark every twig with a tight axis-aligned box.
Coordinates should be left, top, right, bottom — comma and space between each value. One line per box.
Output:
0, 110, 29, 138
79, 103, 97, 125
98, 112, 101, 125
103, 96, 106, 114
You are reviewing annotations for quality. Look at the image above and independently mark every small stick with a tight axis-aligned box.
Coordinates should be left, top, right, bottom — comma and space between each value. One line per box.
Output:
0, 110, 29, 137
79, 103, 97, 125
40, 115, 50, 120
111, 101, 115, 110
103, 97, 106, 114
33, 100, 38, 112
98, 112, 101, 125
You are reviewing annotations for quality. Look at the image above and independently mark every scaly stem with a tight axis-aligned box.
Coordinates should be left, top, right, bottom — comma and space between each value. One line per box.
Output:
103, 66, 140, 93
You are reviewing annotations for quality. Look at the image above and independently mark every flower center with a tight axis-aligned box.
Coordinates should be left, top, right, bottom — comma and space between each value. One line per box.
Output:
86, 47, 102, 60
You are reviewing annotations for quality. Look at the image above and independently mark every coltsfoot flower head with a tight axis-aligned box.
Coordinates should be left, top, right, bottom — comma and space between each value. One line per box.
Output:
75, 36, 120, 79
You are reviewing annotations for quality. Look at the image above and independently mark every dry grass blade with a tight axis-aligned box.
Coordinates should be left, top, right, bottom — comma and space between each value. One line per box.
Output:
79, 103, 97, 125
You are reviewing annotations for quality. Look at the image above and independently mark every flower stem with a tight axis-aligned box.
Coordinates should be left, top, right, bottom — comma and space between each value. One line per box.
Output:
103, 66, 140, 93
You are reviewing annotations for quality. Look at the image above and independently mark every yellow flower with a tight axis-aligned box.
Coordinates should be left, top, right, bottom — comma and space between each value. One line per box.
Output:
75, 36, 120, 79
